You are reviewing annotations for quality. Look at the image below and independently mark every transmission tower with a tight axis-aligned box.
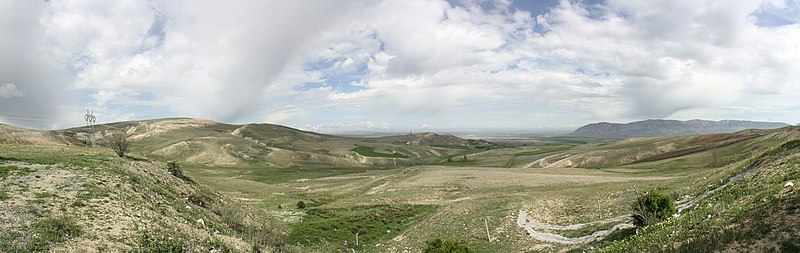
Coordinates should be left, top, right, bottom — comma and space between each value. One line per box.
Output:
84, 110, 96, 147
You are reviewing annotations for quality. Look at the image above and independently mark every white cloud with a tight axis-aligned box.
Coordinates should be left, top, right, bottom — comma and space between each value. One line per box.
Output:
43, 0, 363, 122
0, 83, 23, 98
2, 0, 799, 130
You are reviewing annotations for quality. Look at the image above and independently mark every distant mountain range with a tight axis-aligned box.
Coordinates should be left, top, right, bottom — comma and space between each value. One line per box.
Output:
570, 119, 790, 138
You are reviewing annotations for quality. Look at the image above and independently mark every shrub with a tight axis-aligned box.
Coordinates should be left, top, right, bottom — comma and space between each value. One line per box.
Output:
296, 201, 306, 209
165, 161, 191, 182
632, 191, 676, 227
423, 238, 473, 253
109, 132, 130, 157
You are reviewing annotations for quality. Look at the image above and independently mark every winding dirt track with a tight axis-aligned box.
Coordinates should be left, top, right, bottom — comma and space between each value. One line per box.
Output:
676, 159, 762, 210
517, 153, 769, 244
516, 209, 633, 244
516, 177, 742, 245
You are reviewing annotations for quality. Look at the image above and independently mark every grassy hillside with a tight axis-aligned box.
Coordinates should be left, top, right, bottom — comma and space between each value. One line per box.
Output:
52, 118, 480, 169
0, 144, 287, 252
596, 133, 800, 252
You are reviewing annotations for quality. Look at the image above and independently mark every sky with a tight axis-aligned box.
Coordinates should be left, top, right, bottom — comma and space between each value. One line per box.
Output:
1, 0, 799, 133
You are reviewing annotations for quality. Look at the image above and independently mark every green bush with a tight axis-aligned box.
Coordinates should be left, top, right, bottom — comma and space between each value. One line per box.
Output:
632, 191, 676, 227
296, 201, 306, 209
423, 238, 473, 253
165, 161, 191, 182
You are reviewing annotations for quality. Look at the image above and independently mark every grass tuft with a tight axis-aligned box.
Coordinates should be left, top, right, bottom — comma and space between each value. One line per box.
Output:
131, 230, 184, 253
0, 216, 82, 252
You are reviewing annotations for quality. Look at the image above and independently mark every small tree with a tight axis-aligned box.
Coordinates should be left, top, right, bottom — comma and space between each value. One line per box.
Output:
296, 201, 306, 209
109, 132, 129, 158
423, 238, 473, 253
632, 191, 676, 227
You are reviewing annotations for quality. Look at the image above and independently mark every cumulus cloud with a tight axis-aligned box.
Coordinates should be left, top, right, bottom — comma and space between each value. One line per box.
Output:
316, 0, 800, 128
1, 0, 799, 131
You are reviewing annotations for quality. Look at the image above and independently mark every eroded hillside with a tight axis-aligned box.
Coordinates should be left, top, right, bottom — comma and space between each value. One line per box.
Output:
40, 118, 485, 168
0, 145, 286, 252
598, 130, 800, 252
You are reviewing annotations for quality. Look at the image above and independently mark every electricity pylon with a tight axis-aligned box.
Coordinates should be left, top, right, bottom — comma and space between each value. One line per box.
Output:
84, 110, 96, 147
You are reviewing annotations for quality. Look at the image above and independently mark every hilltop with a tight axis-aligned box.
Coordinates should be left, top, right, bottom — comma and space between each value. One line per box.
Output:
570, 119, 789, 138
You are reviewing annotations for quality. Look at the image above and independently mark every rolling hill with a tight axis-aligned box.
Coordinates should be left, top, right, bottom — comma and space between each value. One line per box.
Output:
570, 119, 789, 138
1, 118, 486, 168
1, 118, 798, 252
0, 123, 76, 145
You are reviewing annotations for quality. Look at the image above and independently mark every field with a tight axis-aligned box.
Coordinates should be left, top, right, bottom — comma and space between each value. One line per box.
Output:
1, 119, 798, 252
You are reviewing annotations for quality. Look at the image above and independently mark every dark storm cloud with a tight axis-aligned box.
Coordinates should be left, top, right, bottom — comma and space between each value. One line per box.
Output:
0, 1, 69, 129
